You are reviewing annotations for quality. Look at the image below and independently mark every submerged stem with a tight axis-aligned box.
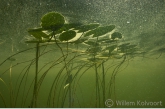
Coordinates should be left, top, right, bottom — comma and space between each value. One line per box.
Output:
52, 31, 72, 107
0, 92, 7, 107
102, 62, 105, 108
32, 43, 39, 107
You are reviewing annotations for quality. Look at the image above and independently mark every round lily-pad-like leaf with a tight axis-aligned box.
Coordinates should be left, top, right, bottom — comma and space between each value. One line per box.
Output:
55, 23, 82, 34
84, 40, 99, 46
41, 12, 65, 31
28, 27, 49, 39
59, 30, 76, 41
84, 25, 115, 37
111, 32, 122, 40
118, 43, 130, 48
127, 44, 137, 49
76, 23, 100, 33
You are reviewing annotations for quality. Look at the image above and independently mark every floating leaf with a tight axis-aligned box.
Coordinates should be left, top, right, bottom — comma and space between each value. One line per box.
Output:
113, 54, 124, 59
102, 39, 116, 43
98, 39, 108, 42
118, 43, 130, 48
106, 45, 117, 53
76, 23, 100, 32
111, 32, 122, 40
28, 27, 50, 39
84, 25, 115, 37
118, 43, 130, 52
70, 37, 88, 44
59, 30, 76, 41
41, 12, 65, 31
86, 46, 102, 53
127, 44, 137, 49
84, 40, 99, 46
86, 57, 107, 63
56, 23, 82, 34
126, 48, 138, 54
63, 23, 82, 30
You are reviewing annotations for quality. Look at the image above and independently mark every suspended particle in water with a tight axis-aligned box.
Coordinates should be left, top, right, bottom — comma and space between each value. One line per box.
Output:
127, 21, 130, 23
0, 39, 6, 45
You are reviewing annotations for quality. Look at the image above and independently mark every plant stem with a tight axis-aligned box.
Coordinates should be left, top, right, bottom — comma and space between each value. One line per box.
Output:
52, 31, 72, 107
102, 62, 105, 108
32, 43, 39, 107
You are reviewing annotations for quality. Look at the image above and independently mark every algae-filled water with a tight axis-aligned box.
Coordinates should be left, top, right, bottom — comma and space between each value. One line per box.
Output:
0, 0, 165, 108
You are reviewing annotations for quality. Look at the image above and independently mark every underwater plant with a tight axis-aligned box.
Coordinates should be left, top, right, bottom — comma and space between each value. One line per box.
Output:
0, 11, 150, 108
28, 14, 123, 107
26, 12, 79, 107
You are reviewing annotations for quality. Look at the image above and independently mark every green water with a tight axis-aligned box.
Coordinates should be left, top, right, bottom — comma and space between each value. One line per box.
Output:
0, 49, 164, 107
0, 0, 165, 108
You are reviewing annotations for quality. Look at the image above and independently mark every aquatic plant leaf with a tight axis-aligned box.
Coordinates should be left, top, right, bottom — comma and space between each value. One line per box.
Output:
86, 57, 108, 63
127, 44, 137, 49
63, 23, 82, 30
76, 23, 100, 32
118, 43, 130, 48
111, 32, 122, 40
118, 44, 137, 53
84, 25, 115, 37
41, 12, 65, 31
113, 54, 123, 59
28, 27, 50, 39
70, 37, 88, 44
84, 40, 99, 46
97, 38, 109, 42
86, 46, 102, 53
56, 23, 82, 34
99, 51, 111, 57
126, 48, 138, 54
106, 45, 117, 53
118, 43, 131, 52
59, 30, 76, 41
105, 45, 117, 50
101, 39, 116, 44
